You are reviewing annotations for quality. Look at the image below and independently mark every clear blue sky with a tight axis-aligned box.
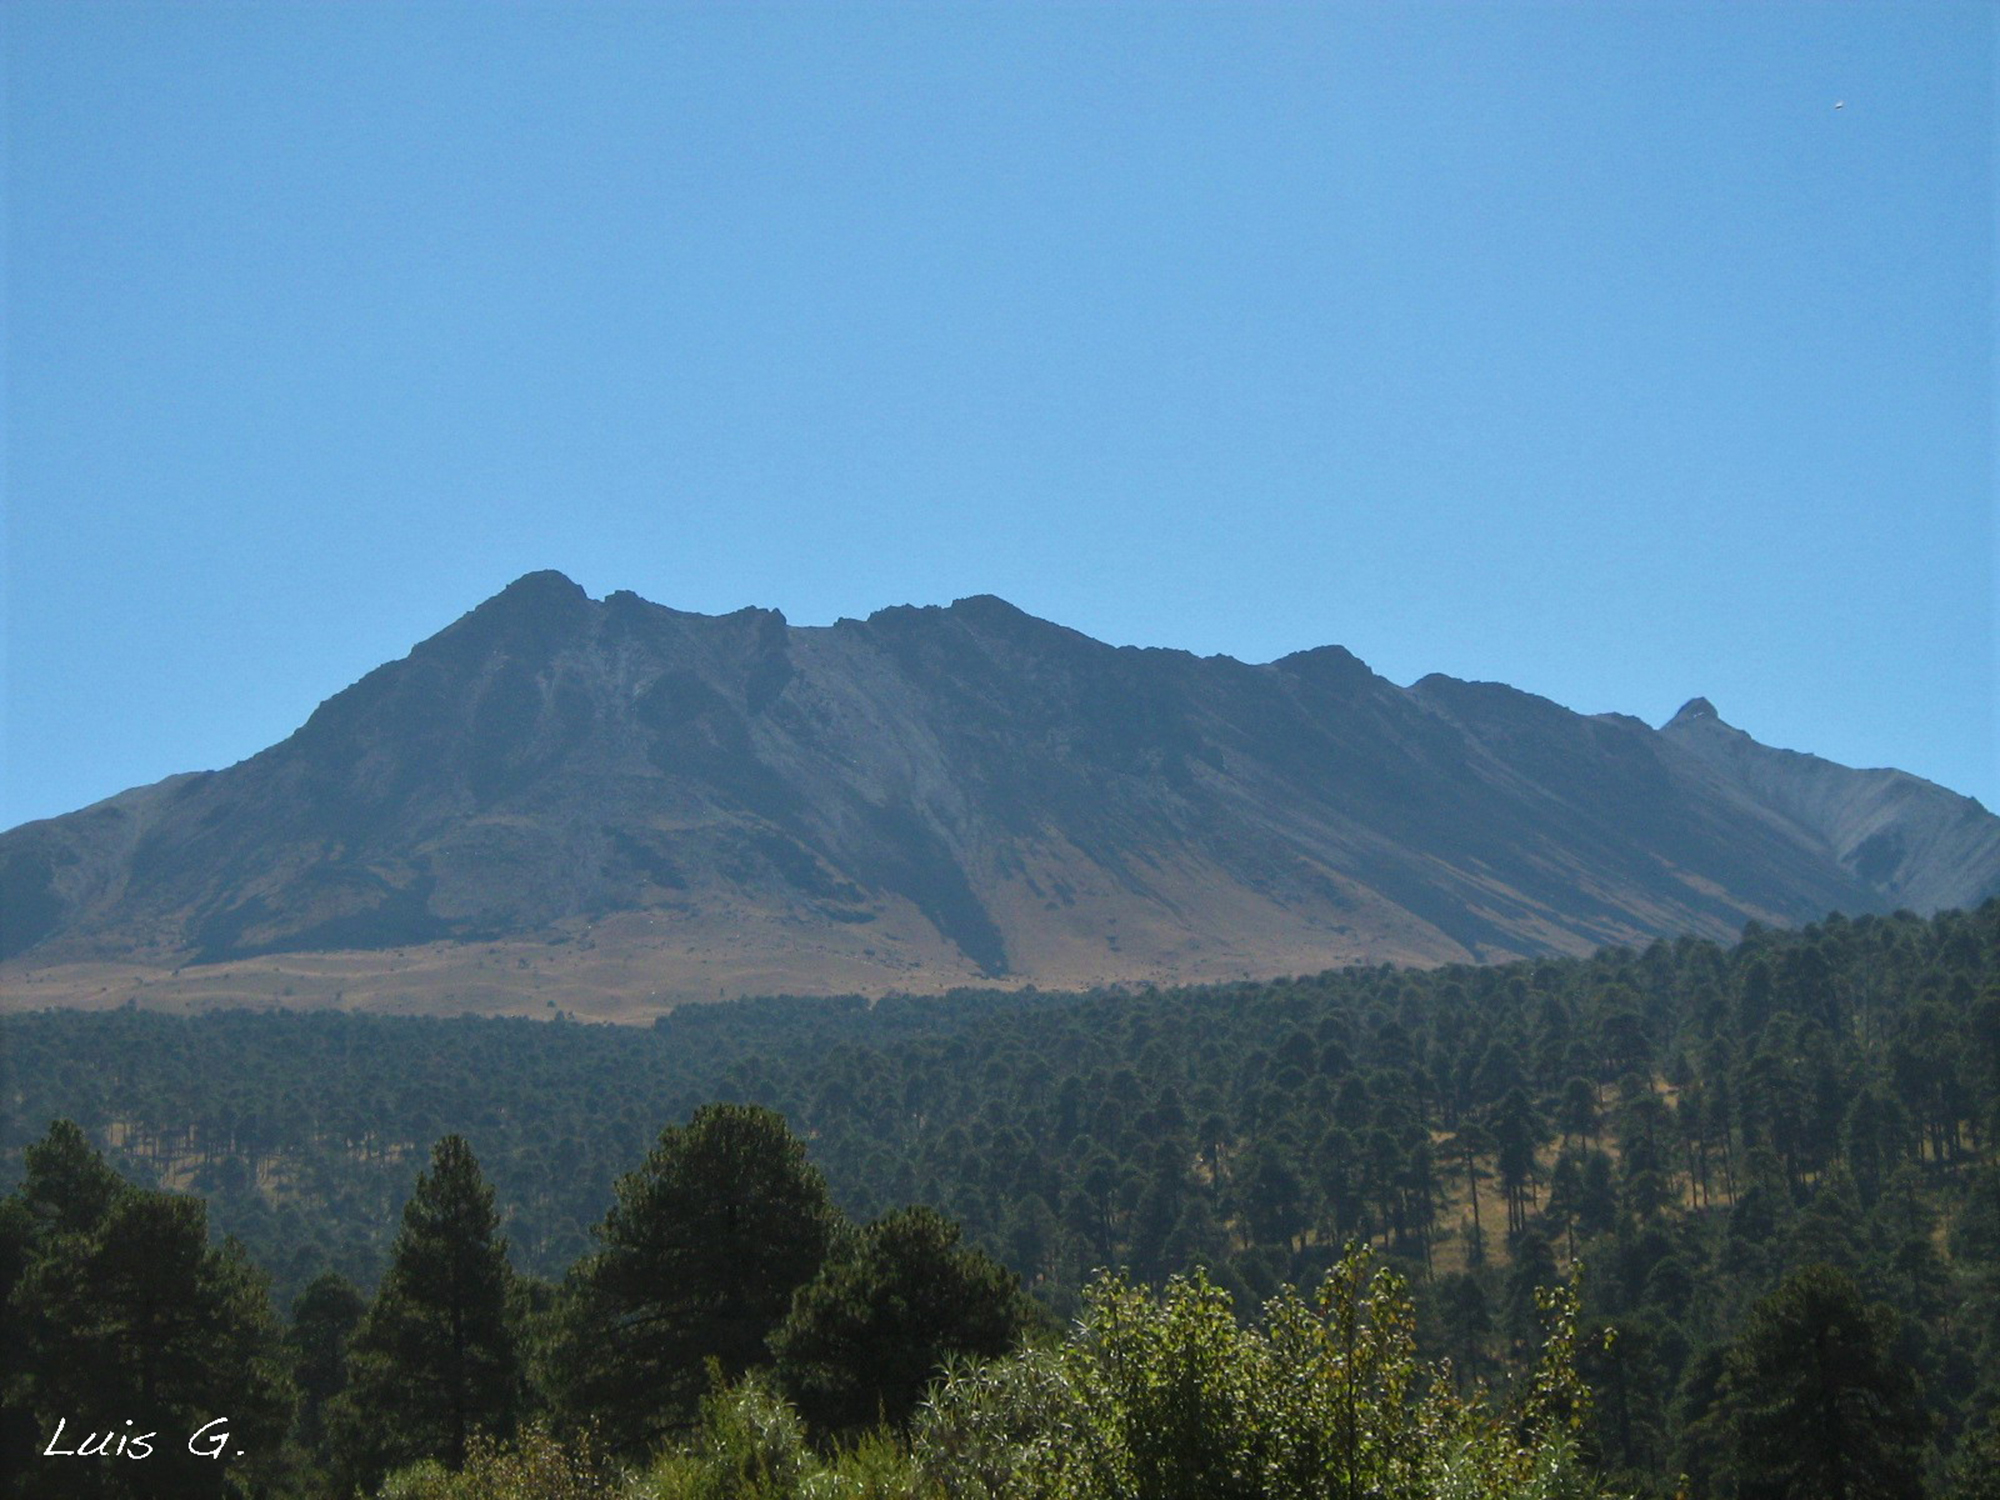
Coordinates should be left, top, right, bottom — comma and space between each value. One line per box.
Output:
5, 2, 1994, 830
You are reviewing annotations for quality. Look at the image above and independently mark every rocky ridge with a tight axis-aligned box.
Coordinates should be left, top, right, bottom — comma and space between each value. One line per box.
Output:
4, 573, 1994, 1016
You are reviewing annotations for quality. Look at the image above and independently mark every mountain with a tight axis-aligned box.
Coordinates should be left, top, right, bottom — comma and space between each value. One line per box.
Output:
4, 573, 1997, 1018
1658, 696, 2000, 914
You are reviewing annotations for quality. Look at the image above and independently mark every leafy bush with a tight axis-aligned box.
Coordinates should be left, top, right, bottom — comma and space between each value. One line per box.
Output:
909, 1247, 1614, 1500
645, 1377, 813, 1500
403, 1252, 1616, 1500
640, 1376, 933, 1500
377, 1422, 619, 1500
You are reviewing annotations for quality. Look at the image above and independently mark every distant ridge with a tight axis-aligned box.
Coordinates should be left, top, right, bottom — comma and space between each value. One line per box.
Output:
1660, 696, 2000, 914
4, 573, 1996, 1018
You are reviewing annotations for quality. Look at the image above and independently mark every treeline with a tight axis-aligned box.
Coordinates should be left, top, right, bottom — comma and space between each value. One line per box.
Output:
2, 1107, 1622, 1500
5, 899, 2000, 1493
1, 990, 1012, 1294
2, 1105, 1037, 1498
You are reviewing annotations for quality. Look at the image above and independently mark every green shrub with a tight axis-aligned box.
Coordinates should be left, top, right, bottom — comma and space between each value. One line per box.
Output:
909, 1248, 1615, 1500
635, 1251, 1615, 1500
641, 1376, 818, 1500
376, 1421, 618, 1500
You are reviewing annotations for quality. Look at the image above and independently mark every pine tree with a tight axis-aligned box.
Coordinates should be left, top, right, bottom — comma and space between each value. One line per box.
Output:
0, 1195, 37, 1498
15, 1117, 126, 1236
546, 1103, 841, 1452
772, 1204, 1033, 1435
329, 1135, 518, 1489
1432, 1270, 1494, 1390
1492, 1087, 1545, 1235
1722, 1264, 1926, 1500
287, 1270, 364, 1465
3, 1121, 291, 1500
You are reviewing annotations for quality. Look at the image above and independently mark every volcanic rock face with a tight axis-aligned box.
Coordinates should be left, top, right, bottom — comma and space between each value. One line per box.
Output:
5, 573, 1997, 1010
1657, 696, 2000, 915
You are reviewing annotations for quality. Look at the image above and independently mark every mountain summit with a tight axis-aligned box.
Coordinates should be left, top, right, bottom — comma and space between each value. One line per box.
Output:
1668, 697, 1721, 725
5, 575, 1996, 1017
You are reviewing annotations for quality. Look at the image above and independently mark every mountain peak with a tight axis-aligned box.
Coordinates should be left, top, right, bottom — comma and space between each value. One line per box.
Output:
1274, 643, 1376, 691
946, 594, 1053, 631
491, 570, 589, 607
1667, 697, 1721, 728
949, 593, 1026, 614
417, 570, 594, 667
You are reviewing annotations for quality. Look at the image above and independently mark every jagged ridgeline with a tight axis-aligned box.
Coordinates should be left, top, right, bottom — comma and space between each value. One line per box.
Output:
6, 573, 1997, 1016
5, 903, 2000, 1495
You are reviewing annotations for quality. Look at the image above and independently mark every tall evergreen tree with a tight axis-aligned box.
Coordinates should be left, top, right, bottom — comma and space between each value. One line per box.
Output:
546, 1103, 841, 1452
0, 1195, 37, 1499
772, 1204, 1034, 1435
286, 1270, 364, 1470
3, 1121, 291, 1500
1432, 1270, 1495, 1391
1721, 1264, 1926, 1500
15, 1118, 125, 1236
328, 1135, 518, 1489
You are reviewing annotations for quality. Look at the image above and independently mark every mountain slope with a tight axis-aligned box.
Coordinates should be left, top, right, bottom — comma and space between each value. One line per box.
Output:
4, 573, 1995, 1016
1659, 696, 2000, 913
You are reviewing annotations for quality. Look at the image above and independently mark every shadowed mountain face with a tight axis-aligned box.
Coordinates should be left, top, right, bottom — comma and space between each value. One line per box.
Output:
5, 573, 1997, 1011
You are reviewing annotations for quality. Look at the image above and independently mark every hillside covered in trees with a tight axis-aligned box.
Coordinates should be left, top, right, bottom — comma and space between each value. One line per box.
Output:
4, 1105, 1619, 1500
4, 899, 2000, 1496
